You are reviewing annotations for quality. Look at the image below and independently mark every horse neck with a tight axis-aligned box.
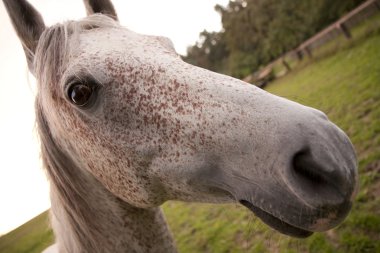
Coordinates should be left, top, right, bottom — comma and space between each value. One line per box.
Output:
48, 160, 177, 253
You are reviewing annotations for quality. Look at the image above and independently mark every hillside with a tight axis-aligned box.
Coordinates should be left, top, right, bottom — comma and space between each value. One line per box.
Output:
0, 211, 53, 253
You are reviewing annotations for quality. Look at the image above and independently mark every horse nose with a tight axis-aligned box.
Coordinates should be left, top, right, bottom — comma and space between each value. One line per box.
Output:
289, 147, 355, 207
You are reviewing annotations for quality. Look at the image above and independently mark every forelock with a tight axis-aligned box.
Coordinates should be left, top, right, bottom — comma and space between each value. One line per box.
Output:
34, 14, 119, 91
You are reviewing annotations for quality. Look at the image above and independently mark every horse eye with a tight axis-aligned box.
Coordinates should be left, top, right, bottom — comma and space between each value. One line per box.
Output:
68, 83, 93, 106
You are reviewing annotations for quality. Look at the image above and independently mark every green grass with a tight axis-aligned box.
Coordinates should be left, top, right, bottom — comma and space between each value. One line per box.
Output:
0, 211, 53, 253
1, 14, 380, 253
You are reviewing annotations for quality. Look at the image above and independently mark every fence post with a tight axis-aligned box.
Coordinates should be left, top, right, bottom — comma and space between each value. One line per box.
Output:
337, 23, 352, 39
296, 50, 303, 61
282, 58, 291, 72
304, 47, 313, 58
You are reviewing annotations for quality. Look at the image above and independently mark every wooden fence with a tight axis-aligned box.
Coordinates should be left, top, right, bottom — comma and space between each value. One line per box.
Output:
245, 0, 380, 85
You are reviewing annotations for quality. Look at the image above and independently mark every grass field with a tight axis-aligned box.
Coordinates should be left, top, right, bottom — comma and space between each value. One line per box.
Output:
0, 211, 53, 253
1, 15, 380, 253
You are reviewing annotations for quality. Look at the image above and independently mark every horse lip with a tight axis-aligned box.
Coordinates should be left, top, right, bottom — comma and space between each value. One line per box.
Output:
239, 200, 313, 238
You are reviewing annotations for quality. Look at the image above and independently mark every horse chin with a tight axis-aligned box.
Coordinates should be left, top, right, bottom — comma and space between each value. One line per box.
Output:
239, 200, 313, 238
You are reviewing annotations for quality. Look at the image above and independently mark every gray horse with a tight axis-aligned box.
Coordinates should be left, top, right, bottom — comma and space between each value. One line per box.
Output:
3, 0, 358, 252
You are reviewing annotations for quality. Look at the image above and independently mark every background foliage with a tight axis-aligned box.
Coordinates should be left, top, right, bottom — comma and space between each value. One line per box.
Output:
183, 0, 366, 78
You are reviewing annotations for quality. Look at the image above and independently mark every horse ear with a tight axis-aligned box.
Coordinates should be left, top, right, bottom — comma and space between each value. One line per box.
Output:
83, 0, 118, 21
3, 0, 45, 74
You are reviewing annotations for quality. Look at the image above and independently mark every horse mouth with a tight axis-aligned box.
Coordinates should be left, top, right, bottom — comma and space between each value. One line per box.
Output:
239, 200, 313, 238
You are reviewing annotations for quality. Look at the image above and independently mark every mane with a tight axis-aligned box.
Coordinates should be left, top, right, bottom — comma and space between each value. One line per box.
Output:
34, 15, 124, 252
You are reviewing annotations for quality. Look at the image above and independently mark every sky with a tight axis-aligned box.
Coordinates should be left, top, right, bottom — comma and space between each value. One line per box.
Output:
0, 0, 229, 235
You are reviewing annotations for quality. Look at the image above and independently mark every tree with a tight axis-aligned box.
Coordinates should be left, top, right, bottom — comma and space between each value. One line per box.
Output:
183, 0, 367, 79
183, 30, 229, 74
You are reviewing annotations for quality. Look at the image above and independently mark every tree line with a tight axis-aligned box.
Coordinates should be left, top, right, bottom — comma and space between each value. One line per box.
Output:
183, 0, 366, 78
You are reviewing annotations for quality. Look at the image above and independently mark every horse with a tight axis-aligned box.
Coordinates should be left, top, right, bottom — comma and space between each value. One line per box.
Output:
3, 0, 358, 252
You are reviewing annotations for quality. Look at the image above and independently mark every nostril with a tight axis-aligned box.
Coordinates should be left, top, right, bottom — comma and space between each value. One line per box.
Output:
290, 149, 346, 204
292, 150, 326, 186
